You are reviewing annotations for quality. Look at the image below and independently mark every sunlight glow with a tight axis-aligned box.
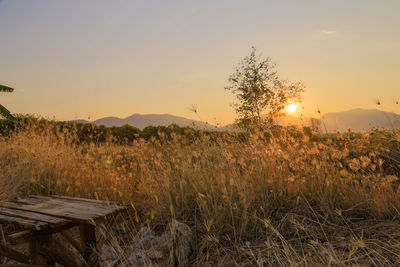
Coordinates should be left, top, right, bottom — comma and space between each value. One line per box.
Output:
286, 103, 298, 113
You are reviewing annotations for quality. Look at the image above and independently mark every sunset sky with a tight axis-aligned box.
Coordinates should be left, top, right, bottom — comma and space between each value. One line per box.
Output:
1, 0, 399, 125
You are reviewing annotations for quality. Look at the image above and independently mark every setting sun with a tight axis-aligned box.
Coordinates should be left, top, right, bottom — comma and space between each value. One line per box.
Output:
286, 103, 298, 113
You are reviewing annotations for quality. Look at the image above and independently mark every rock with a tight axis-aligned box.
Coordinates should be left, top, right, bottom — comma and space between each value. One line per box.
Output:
100, 220, 192, 266
169, 219, 192, 265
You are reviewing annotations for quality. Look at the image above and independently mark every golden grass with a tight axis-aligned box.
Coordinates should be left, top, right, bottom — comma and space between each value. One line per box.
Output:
1, 123, 400, 265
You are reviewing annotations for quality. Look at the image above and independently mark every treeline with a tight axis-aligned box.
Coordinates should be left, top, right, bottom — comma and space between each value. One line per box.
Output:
0, 116, 247, 144
0, 115, 321, 144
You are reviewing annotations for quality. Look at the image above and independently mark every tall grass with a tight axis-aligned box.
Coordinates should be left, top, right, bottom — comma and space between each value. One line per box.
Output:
1, 123, 400, 265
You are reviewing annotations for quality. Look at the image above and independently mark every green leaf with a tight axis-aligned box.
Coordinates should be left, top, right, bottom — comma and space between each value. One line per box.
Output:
0, 85, 14, 93
0, 103, 15, 120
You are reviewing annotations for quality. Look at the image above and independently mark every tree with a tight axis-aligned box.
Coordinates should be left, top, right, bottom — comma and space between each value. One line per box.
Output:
225, 47, 304, 131
0, 85, 15, 120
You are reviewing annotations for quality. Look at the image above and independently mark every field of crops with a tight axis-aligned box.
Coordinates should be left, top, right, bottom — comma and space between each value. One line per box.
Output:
1, 121, 400, 265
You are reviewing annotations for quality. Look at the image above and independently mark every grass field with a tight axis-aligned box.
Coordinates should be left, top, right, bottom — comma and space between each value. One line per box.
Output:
1, 122, 400, 265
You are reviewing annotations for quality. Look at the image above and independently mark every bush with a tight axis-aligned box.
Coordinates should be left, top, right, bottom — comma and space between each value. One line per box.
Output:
111, 124, 141, 144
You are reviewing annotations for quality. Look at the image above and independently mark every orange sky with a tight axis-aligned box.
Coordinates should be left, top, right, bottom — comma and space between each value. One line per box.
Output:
1, 0, 399, 125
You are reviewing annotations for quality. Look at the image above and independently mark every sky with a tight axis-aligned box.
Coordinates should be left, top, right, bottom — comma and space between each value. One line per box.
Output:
0, 0, 399, 125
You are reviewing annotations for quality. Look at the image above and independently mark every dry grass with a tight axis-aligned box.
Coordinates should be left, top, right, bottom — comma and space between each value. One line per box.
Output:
1, 123, 400, 266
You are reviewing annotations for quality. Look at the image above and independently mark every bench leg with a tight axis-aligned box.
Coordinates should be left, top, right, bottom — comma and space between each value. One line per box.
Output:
31, 234, 55, 266
29, 237, 38, 264
79, 223, 98, 266
0, 225, 6, 264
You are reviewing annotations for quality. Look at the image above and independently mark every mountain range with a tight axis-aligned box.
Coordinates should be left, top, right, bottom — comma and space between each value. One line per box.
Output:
75, 109, 400, 132
319, 108, 400, 132
75, 113, 225, 131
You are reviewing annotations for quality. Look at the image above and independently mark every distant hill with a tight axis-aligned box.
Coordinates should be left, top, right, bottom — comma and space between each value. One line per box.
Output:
276, 109, 400, 132
74, 109, 400, 133
274, 109, 400, 132
75, 113, 222, 130
320, 108, 400, 132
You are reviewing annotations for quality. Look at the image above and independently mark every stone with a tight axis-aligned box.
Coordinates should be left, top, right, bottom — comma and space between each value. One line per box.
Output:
100, 219, 192, 266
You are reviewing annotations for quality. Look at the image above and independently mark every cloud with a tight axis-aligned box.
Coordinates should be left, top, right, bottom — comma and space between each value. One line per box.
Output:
175, 72, 209, 85
321, 29, 336, 35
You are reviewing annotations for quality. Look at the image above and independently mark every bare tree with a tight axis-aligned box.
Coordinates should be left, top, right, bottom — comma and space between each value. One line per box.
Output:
225, 47, 304, 131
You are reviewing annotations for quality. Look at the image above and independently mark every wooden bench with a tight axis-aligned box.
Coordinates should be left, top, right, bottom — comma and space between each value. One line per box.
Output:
0, 195, 128, 266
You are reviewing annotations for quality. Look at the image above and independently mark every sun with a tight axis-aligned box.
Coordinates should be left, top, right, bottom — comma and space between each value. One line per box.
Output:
286, 103, 298, 113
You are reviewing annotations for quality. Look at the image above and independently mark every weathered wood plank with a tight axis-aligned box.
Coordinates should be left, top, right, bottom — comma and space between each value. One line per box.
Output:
51, 195, 115, 206
0, 206, 67, 226
0, 243, 30, 264
1, 197, 124, 223
17, 196, 117, 215
12, 195, 126, 214
32, 195, 127, 213
50, 195, 128, 214
61, 230, 84, 254
1, 200, 103, 223
8, 230, 31, 244
0, 214, 47, 230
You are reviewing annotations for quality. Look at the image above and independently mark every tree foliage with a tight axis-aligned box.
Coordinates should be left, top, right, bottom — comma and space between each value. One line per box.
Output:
0, 85, 15, 120
225, 47, 304, 131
